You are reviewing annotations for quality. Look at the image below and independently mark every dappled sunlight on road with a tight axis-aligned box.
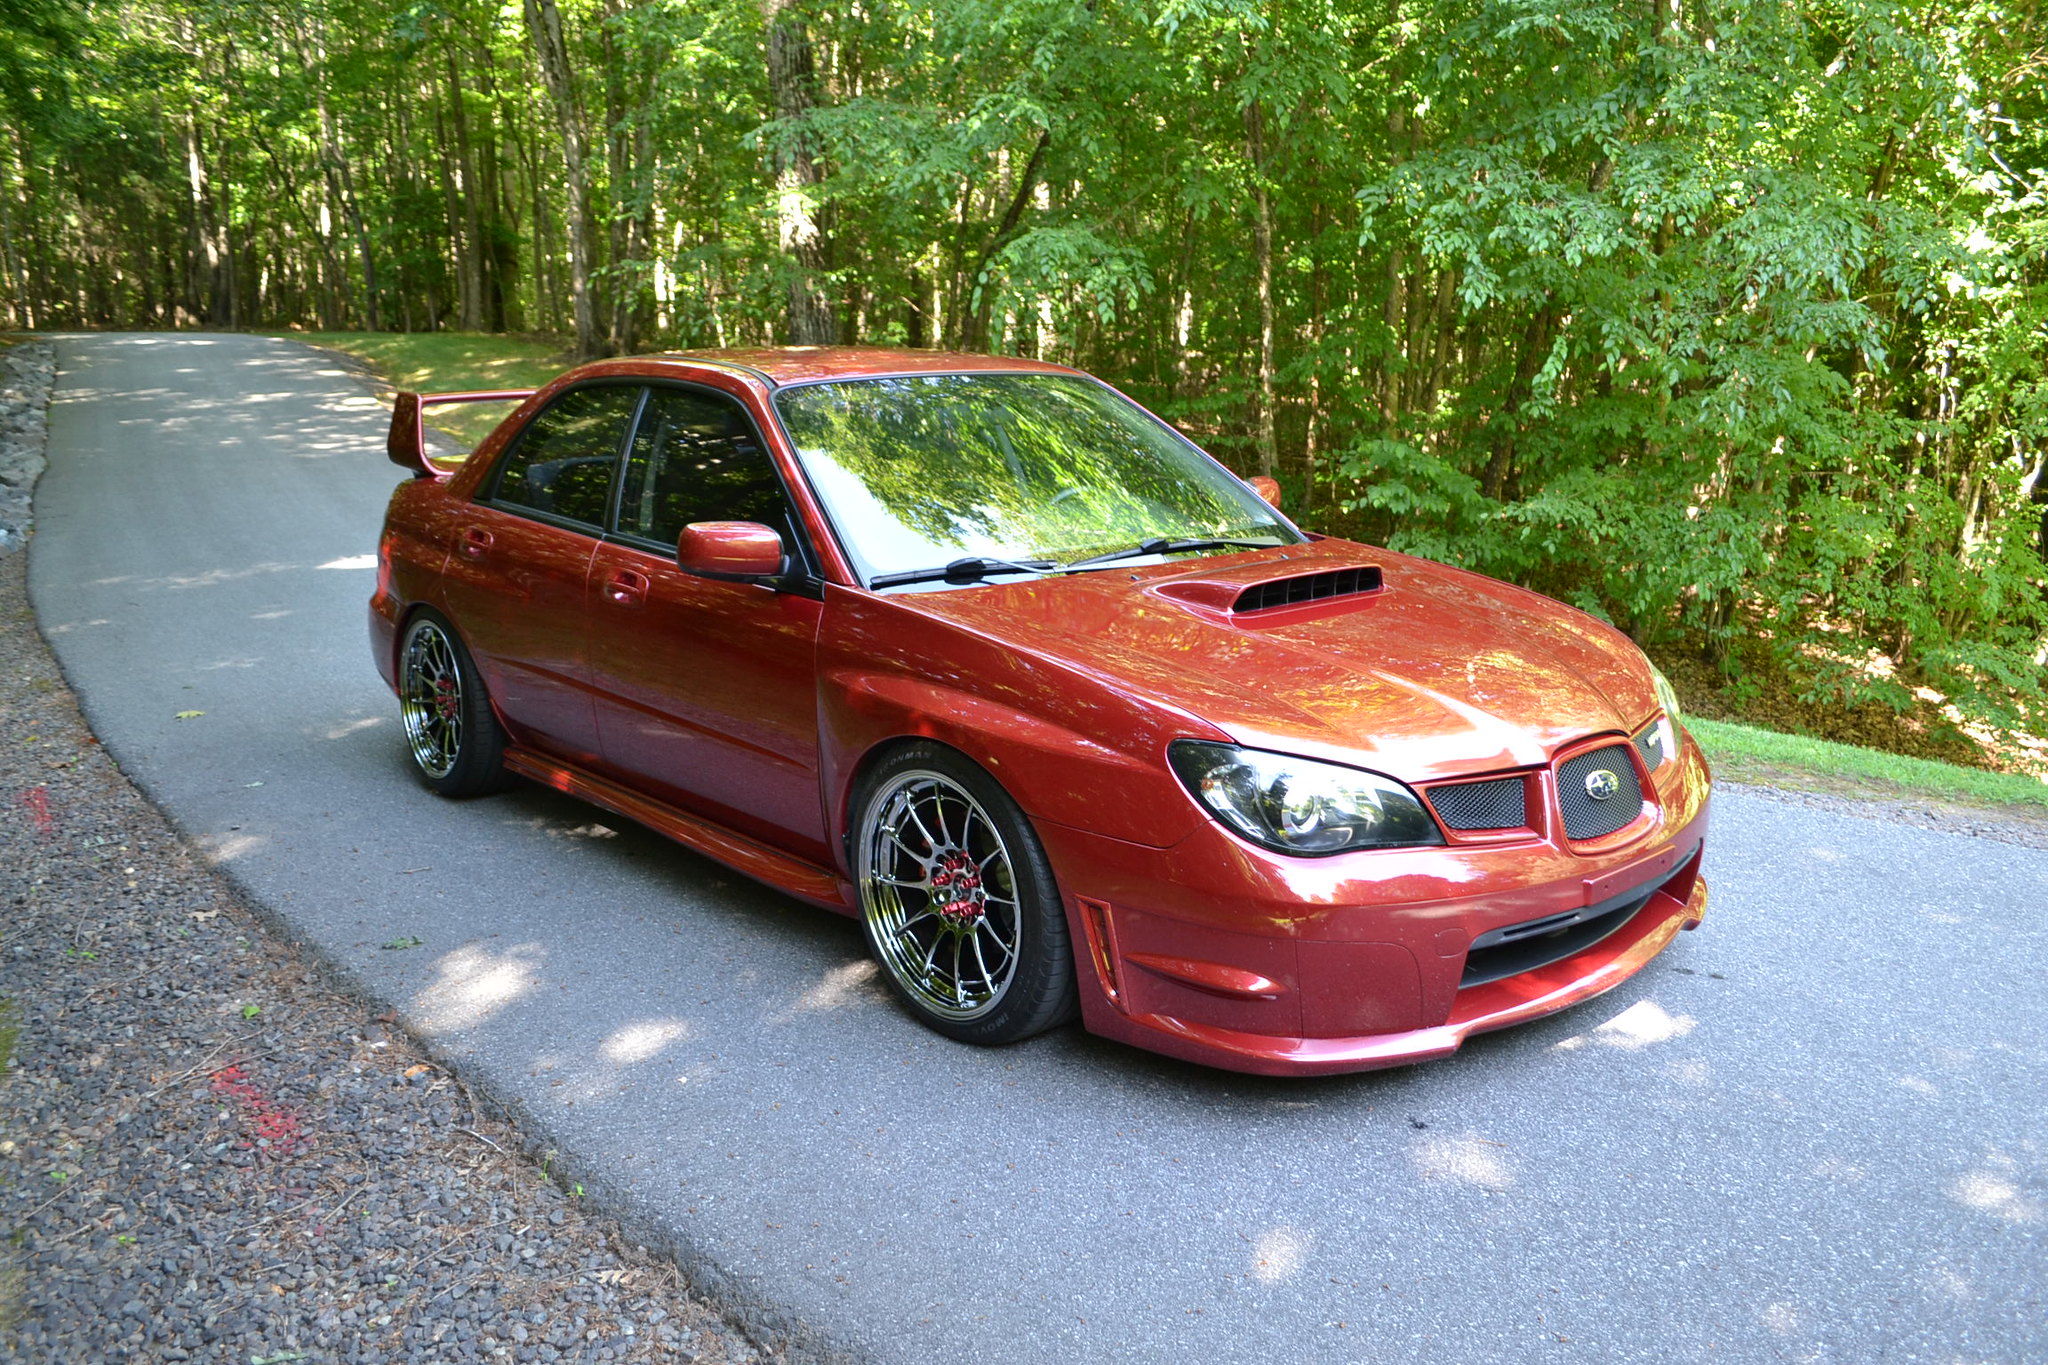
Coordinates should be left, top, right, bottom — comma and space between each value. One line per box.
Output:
498, 813, 626, 843
89, 561, 307, 592
412, 941, 546, 1035
773, 958, 885, 1024
322, 716, 384, 742
1760, 1301, 1802, 1335
1247, 1226, 1312, 1285
1551, 998, 1698, 1053
600, 1019, 692, 1065
1947, 1164, 2042, 1225
1922, 1266, 1976, 1303
541, 1015, 704, 1108
198, 830, 268, 863
318, 554, 377, 570
58, 333, 396, 462
1410, 1131, 1516, 1190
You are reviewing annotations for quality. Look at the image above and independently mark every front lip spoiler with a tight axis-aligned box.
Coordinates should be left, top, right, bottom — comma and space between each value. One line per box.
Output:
1123, 870, 1709, 1077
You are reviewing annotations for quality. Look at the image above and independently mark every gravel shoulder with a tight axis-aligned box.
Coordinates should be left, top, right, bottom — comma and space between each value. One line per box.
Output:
0, 346, 779, 1365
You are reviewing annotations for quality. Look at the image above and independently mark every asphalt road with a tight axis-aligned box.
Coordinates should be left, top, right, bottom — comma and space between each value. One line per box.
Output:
28, 333, 2047, 1363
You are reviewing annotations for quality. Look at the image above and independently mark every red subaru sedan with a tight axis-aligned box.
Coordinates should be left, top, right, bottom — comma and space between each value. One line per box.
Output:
370, 348, 1709, 1076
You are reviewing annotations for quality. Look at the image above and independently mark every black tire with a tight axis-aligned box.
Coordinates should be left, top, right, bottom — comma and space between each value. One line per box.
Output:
852, 742, 1078, 1045
397, 610, 509, 797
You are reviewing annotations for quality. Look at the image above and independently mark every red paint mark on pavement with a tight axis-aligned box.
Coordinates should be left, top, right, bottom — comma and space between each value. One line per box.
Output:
20, 784, 53, 837
209, 1063, 312, 1160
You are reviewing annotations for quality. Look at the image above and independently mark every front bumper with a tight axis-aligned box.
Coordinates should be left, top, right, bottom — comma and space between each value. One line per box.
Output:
1041, 733, 1712, 1076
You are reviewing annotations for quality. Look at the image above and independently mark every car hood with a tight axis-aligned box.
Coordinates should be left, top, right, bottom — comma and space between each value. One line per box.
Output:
885, 540, 1660, 782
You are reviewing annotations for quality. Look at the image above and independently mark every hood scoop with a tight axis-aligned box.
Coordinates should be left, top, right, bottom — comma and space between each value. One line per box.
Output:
1152, 563, 1385, 616
1231, 564, 1383, 613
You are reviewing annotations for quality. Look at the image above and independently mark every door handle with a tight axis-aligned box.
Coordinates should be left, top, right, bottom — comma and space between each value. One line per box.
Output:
458, 527, 494, 560
606, 569, 650, 607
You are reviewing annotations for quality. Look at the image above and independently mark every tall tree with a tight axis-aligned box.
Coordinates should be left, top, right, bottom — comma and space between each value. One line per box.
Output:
523, 0, 599, 356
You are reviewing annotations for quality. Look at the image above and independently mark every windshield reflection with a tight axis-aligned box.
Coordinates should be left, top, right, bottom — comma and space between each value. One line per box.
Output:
773, 373, 1298, 583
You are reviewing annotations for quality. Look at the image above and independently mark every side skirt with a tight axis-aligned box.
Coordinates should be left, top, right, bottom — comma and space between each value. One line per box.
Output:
500, 746, 854, 915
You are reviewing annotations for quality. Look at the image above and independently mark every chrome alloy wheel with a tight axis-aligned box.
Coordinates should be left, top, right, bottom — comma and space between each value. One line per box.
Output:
400, 620, 465, 780
858, 770, 1023, 1021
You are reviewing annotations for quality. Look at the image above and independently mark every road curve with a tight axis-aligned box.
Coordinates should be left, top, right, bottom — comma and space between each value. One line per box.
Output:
30, 333, 2048, 1363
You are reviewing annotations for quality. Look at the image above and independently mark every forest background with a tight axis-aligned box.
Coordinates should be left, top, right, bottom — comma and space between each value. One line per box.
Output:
0, 0, 2043, 766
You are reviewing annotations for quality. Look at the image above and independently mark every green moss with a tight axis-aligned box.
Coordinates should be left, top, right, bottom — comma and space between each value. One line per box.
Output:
1688, 716, 2048, 810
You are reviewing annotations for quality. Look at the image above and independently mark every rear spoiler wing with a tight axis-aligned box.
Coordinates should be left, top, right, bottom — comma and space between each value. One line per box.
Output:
388, 389, 537, 478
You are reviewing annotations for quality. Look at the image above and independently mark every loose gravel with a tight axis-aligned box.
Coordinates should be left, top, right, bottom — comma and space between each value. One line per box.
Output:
0, 342, 53, 552
0, 342, 781, 1365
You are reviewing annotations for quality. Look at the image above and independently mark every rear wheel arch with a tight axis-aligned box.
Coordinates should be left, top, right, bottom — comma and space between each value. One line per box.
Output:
396, 607, 511, 797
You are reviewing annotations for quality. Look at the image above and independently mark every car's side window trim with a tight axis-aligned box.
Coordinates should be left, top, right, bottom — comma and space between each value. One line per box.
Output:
479, 381, 647, 536
603, 377, 827, 589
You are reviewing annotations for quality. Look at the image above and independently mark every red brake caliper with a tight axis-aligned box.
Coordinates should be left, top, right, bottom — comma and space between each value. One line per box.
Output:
929, 851, 984, 925
434, 677, 458, 720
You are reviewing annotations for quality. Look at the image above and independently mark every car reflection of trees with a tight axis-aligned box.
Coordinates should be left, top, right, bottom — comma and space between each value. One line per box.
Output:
775, 374, 1268, 566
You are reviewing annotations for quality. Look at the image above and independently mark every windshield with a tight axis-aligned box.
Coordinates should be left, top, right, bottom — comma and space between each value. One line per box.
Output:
772, 373, 1299, 584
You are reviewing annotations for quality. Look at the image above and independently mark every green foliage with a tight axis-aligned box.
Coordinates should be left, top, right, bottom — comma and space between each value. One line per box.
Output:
0, 0, 2039, 739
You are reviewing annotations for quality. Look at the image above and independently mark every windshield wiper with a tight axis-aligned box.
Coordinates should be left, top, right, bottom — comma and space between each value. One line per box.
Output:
868, 556, 1059, 589
1060, 536, 1286, 572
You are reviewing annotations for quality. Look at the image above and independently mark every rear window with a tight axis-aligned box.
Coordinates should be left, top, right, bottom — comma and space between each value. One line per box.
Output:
489, 386, 640, 529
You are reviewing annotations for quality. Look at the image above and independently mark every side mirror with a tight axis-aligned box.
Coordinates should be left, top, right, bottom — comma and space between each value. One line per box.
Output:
677, 521, 787, 581
1248, 475, 1283, 510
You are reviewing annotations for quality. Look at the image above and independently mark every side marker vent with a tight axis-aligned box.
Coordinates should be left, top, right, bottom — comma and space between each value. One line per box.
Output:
1232, 565, 1383, 614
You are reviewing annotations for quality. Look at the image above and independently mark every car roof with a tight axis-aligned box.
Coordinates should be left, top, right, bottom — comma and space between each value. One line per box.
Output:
636, 347, 1082, 388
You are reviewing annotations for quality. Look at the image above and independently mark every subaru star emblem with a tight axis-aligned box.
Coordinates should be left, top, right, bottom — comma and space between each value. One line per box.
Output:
1584, 768, 1622, 801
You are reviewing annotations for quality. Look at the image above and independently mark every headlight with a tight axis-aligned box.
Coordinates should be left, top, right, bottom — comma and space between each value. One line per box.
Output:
1649, 664, 1683, 722
1168, 741, 1443, 855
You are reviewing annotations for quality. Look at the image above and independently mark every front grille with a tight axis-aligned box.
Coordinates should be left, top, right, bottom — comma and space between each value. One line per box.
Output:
1555, 744, 1644, 841
1428, 777, 1527, 831
1232, 565, 1383, 613
1634, 718, 1672, 772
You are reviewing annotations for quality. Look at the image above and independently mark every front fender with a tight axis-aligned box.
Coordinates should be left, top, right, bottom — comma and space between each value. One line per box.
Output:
817, 587, 1219, 856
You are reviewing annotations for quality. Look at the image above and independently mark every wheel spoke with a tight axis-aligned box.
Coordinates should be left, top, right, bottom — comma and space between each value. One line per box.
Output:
902, 797, 945, 857
969, 931, 996, 996
881, 826, 931, 870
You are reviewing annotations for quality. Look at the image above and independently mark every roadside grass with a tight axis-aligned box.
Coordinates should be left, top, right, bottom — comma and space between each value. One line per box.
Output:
282, 331, 570, 448
1688, 716, 2048, 812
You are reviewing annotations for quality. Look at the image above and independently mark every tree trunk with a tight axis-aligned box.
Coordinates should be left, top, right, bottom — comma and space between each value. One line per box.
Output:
960, 129, 1050, 353
1482, 305, 1558, 500
1244, 97, 1278, 479
763, 0, 836, 345
525, 0, 601, 356
445, 46, 487, 331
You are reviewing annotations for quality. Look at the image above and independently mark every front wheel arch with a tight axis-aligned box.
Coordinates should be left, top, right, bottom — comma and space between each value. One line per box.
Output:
847, 739, 1080, 1044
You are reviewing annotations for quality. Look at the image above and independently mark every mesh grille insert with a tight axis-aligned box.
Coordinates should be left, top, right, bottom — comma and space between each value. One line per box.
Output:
1555, 744, 1644, 841
1634, 719, 1672, 772
1232, 565, 1383, 613
1427, 777, 1527, 831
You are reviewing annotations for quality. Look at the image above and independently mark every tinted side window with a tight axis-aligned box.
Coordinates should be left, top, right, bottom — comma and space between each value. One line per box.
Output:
619, 388, 798, 548
491, 386, 640, 528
